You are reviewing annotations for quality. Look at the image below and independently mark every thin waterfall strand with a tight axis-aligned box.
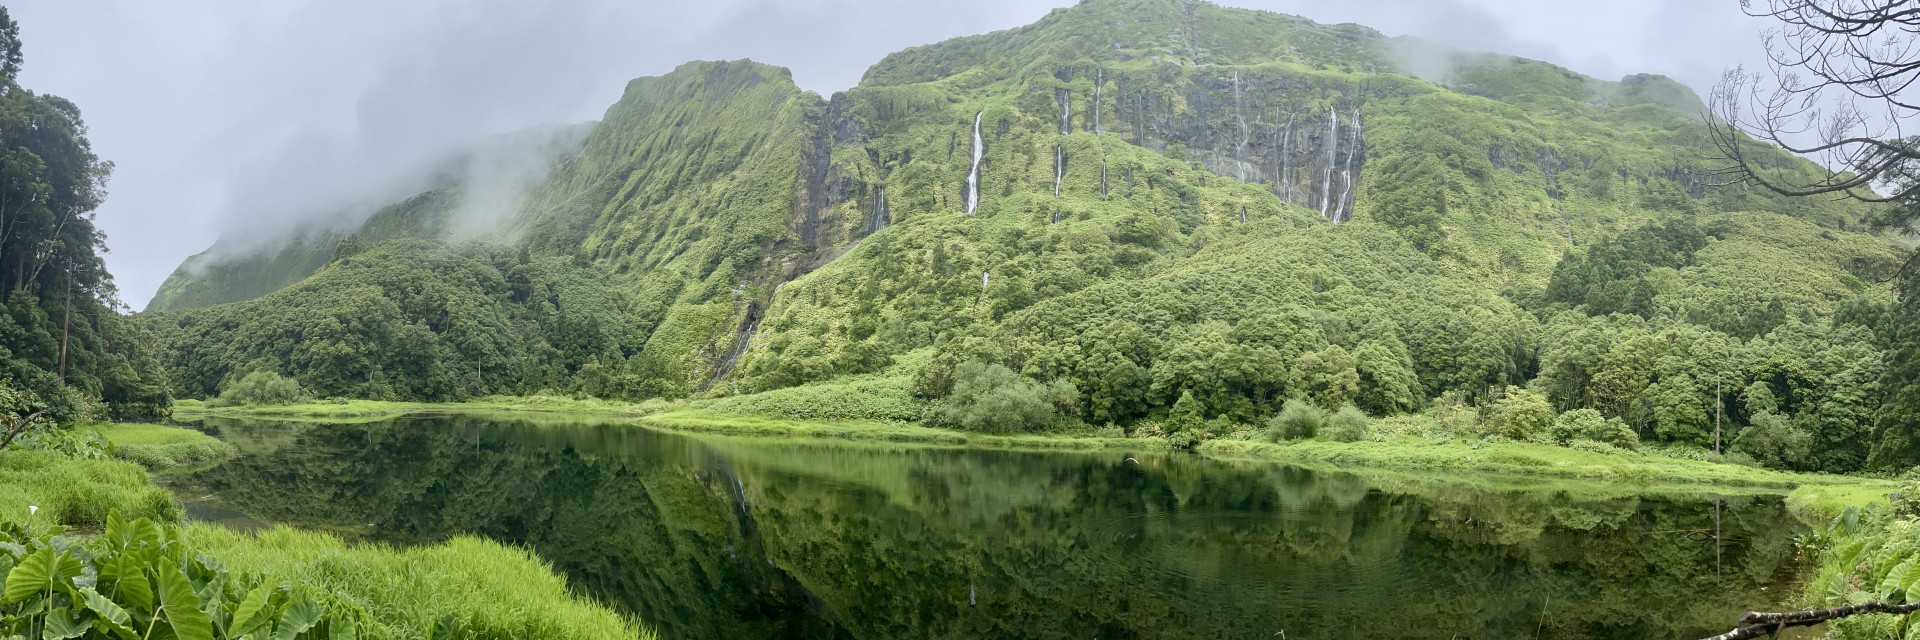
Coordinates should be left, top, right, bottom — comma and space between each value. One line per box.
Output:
964, 111, 984, 215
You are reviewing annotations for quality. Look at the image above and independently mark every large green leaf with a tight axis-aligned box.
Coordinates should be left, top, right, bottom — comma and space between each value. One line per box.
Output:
76, 587, 131, 628
155, 562, 213, 640
273, 594, 323, 640
327, 613, 358, 640
38, 607, 88, 640
228, 583, 276, 638
95, 555, 150, 613
3, 548, 60, 604
1884, 558, 1917, 601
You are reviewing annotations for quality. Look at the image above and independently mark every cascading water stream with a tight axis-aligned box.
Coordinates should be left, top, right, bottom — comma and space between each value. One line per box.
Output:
964, 111, 984, 215
1058, 90, 1071, 136
869, 188, 889, 233
1321, 106, 1336, 220
1053, 145, 1065, 198
1279, 111, 1294, 202
1233, 72, 1250, 183
1337, 109, 1361, 223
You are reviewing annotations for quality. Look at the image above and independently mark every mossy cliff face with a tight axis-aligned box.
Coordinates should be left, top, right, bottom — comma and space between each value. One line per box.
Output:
148, 0, 1896, 432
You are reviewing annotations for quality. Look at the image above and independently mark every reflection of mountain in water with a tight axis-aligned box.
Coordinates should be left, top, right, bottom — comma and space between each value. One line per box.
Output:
173, 415, 1806, 639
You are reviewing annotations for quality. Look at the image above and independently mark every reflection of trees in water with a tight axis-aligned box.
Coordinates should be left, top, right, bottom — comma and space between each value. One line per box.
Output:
176, 415, 1806, 639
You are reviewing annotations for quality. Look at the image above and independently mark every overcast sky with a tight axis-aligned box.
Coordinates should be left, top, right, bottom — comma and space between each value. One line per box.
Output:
7, 0, 1773, 307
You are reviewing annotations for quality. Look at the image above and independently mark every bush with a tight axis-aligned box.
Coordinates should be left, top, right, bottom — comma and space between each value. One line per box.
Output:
1484, 386, 1554, 441
1734, 411, 1813, 470
1267, 399, 1323, 441
1550, 408, 1640, 449
214, 370, 310, 407
938, 361, 1057, 433
1325, 405, 1370, 442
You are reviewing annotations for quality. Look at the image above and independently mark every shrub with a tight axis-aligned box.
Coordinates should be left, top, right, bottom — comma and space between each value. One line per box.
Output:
938, 361, 1056, 433
1267, 399, 1324, 441
215, 370, 310, 407
1325, 405, 1370, 442
1550, 408, 1640, 449
1734, 411, 1813, 470
1484, 386, 1554, 441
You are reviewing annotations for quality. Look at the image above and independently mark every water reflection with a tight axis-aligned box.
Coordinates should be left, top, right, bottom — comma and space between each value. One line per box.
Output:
170, 414, 1806, 639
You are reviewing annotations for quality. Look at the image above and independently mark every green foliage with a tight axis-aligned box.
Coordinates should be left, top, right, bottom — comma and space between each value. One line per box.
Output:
0, 451, 177, 535
213, 370, 309, 407
185, 525, 647, 640
0, 512, 361, 640
151, 241, 648, 403
1266, 398, 1323, 442
1549, 408, 1638, 449
1484, 386, 1554, 441
937, 360, 1065, 433
1734, 411, 1814, 471
87, 422, 235, 470
1324, 405, 1370, 442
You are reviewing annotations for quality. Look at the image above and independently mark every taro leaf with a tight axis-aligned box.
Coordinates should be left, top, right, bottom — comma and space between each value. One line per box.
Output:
328, 612, 358, 640
39, 606, 88, 640
95, 555, 150, 613
2, 548, 63, 604
273, 594, 322, 640
155, 562, 213, 640
1885, 558, 1917, 601
77, 587, 131, 629
228, 583, 276, 639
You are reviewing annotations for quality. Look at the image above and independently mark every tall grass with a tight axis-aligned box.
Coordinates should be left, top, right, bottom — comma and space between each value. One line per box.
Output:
87, 421, 237, 469
0, 450, 178, 534
187, 525, 651, 640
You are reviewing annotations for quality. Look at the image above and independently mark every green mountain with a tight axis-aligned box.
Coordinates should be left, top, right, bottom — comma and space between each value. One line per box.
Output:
145, 123, 593, 313
148, 0, 1912, 471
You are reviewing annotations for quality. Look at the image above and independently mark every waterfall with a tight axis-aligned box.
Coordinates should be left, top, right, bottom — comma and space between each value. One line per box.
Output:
1093, 68, 1104, 134
1279, 111, 1294, 202
1053, 144, 1065, 198
964, 111, 984, 215
1232, 72, 1250, 182
1240, 206, 1247, 223
1321, 106, 1336, 220
1052, 209, 1060, 224
1058, 89, 1071, 136
869, 188, 889, 233
982, 271, 990, 290
1100, 161, 1108, 198
1337, 108, 1361, 223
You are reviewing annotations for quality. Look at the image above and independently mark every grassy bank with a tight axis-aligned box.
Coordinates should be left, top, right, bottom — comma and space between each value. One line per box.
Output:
0, 449, 177, 535
173, 394, 668, 422
1198, 436, 1888, 490
188, 525, 650, 640
87, 421, 236, 469
0, 435, 648, 638
641, 409, 1152, 452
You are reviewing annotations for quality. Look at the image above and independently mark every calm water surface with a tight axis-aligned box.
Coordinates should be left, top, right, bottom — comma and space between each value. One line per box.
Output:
167, 414, 1809, 639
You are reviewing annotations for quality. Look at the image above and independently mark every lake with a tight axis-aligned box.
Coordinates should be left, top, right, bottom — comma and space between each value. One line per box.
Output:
166, 413, 1810, 639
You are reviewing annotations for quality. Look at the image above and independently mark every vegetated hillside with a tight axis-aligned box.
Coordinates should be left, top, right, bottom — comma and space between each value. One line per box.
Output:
148, 0, 1914, 471
145, 122, 594, 313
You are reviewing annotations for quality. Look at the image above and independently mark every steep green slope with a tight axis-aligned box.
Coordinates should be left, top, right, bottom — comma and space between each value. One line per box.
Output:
150, 240, 646, 400
147, 0, 1910, 470
145, 123, 592, 313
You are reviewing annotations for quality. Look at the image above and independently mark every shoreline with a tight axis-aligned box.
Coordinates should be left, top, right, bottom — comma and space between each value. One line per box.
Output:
175, 398, 1895, 518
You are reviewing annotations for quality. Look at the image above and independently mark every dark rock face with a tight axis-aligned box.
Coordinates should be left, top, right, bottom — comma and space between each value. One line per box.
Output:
1104, 67, 1370, 222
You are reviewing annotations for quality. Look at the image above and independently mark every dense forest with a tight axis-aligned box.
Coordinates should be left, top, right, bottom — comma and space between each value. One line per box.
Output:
0, 7, 167, 422
135, 0, 1919, 476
